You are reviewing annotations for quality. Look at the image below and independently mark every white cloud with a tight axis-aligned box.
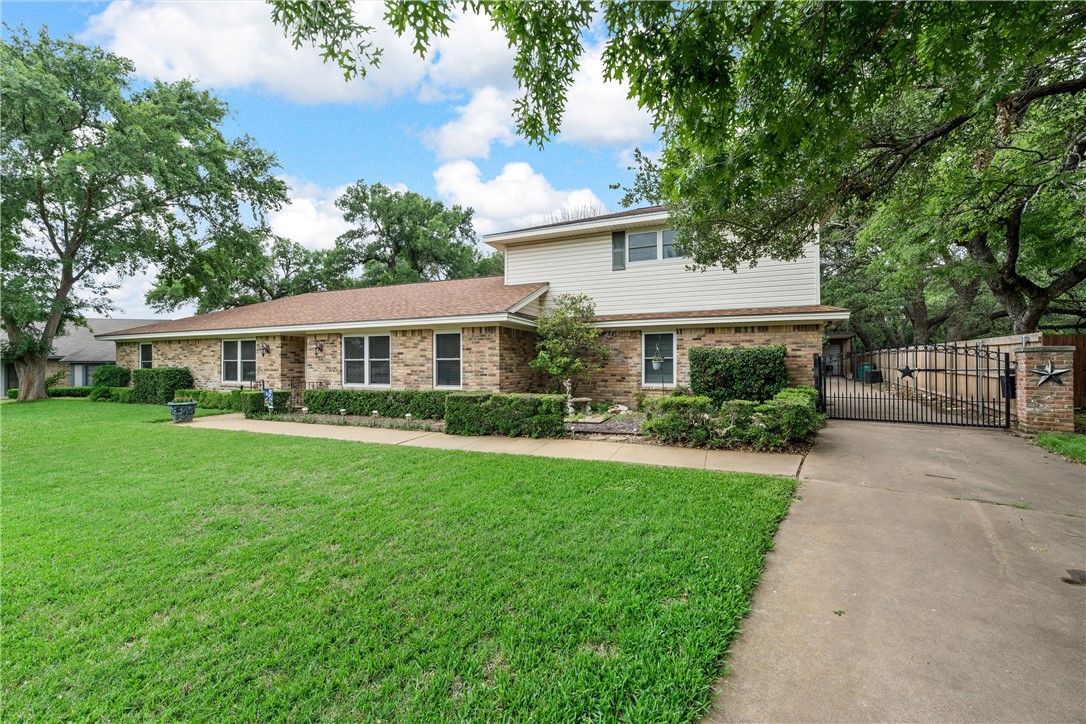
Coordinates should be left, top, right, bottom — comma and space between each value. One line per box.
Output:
102, 266, 193, 319
433, 160, 602, 235
269, 178, 354, 250
560, 43, 655, 146
422, 10, 517, 97
84, 1, 428, 104
428, 87, 517, 160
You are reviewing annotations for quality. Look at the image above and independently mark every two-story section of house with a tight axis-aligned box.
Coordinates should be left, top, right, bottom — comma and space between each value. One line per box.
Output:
98, 206, 848, 405
487, 205, 848, 403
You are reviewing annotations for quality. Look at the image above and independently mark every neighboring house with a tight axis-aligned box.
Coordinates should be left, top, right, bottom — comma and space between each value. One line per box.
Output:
97, 207, 849, 405
2, 318, 161, 392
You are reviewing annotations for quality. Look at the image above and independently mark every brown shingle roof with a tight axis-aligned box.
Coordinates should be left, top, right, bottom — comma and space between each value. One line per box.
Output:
103, 277, 546, 337
593, 305, 849, 323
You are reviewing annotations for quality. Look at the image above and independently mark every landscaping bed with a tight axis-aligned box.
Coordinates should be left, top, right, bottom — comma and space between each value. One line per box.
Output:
3, 399, 796, 722
253, 411, 445, 433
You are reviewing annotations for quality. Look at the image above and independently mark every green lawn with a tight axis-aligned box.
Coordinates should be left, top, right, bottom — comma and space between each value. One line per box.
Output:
1037, 431, 1086, 464
2, 399, 795, 721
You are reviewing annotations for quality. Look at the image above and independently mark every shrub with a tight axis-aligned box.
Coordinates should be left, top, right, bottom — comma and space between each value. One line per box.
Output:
46, 387, 93, 398
445, 392, 567, 438
7, 389, 16, 399
642, 385, 824, 449
302, 389, 449, 420
175, 389, 244, 411
111, 387, 133, 404
641, 396, 718, 446
91, 364, 130, 388
87, 385, 112, 402
89, 385, 138, 403
241, 390, 292, 418
689, 345, 790, 404
44, 370, 67, 388
130, 368, 194, 405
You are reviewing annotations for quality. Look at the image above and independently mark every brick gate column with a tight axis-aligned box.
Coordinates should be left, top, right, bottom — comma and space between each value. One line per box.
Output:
1015, 346, 1075, 434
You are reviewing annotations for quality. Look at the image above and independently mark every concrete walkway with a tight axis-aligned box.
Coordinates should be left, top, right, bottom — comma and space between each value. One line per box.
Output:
708, 422, 1086, 723
181, 413, 802, 477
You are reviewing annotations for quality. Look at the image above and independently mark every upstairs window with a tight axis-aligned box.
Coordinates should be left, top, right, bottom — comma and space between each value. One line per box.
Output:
434, 332, 462, 388
140, 343, 153, 369
223, 340, 257, 383
625, 229, 684, 264
343, 335, 391, 386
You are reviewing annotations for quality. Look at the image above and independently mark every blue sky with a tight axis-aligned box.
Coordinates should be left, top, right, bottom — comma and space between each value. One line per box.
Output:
6, 1, 659, 317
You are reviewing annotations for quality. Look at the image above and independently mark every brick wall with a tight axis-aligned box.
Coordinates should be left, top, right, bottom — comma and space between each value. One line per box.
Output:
46, 360, 71, 384
580, 324, 824, 406
391, 329, 433, 389
498, 326, 543, 392
306, 333, 343, 388
1015, 346, 1075, 435
463, 326, 502, 391
116, 336, 307, 390
115, 341, 139, 371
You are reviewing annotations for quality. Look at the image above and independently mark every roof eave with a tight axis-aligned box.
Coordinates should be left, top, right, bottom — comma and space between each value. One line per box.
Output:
96, 312, 539, 341
485, 210, 671, 250
594, 310, 851, 330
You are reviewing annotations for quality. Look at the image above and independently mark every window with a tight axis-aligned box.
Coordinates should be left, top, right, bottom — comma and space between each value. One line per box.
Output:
343, 335, 391, 386
73, 363, 101, 387
140, 343, 153, 369
626, 229, 685, 264
662, 229, 682, 259
628, 231, 658, 262
222, 340, 257, 383
643, 332, 675, 386
434, 332, 461, 388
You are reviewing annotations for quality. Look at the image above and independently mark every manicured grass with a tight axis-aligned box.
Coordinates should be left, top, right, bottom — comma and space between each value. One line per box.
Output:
1037, 431, 1086, 464
2, 399, 796, 721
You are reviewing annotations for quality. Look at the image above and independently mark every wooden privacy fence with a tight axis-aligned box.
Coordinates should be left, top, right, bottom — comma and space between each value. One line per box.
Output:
856, 334, 1085, 416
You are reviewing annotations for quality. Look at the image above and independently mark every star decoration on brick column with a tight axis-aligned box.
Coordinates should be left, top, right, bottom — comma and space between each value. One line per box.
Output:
898, 364, 916, 379
1028, 360, 1070, 386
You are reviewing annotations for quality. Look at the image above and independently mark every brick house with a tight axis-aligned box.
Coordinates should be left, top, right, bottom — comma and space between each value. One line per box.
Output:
97, 207, 849, 405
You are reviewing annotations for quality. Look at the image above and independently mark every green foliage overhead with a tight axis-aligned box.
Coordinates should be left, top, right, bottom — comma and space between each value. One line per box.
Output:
529, 293, 609, 396
267, 2, 1086, 334
1, 28, 286, 399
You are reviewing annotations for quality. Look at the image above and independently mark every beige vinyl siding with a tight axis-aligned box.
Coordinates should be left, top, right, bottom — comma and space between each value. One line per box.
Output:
515, 295, 544, 319
504, 229, 821, 316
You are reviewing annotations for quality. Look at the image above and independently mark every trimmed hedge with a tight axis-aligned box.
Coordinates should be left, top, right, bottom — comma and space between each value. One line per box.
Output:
88, 386, 134, 403
689, 345, 790, 404
174, 389, 245, 411
241, 390, 292, 418
46, 387, 94, 398
131, 368, 195, 405
302, 389, 449, 420
445, 392, 567, 438
91, 364, 130, 388
7, 389, 16, 399
643, 386, 825, 450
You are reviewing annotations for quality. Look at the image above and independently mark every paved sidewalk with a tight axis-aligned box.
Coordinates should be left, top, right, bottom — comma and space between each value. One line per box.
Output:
181, 413, 803, 477
708, 422, 1086, 723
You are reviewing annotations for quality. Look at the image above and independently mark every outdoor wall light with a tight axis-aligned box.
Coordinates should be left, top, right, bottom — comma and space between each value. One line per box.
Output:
257, 341, 270, 357
312, 340, 324, 354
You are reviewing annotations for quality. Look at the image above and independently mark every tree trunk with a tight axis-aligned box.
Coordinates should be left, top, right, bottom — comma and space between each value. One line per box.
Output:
15, 355, 48, 401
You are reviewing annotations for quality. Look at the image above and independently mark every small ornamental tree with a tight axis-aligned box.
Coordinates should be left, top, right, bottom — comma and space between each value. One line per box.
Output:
529, 294, 609, 397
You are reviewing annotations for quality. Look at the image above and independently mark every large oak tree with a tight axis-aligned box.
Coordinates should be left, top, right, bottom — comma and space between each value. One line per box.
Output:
269, 1, 1086, 333
1, 28, 287, 400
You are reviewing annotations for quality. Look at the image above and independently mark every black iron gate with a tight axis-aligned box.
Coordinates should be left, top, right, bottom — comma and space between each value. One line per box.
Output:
814, 344, 1013, 428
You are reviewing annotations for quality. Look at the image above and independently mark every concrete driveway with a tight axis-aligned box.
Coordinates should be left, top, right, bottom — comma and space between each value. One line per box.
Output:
708, 421, 1086, 723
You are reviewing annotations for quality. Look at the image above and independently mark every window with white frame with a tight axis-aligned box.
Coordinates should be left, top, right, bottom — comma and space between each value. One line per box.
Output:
434, 332, 462, 387
222, 340, 257, 383
140, 343, 153, 369
643, 332, 675, 386
343, 335, 391, 386
627, 229, 684, 263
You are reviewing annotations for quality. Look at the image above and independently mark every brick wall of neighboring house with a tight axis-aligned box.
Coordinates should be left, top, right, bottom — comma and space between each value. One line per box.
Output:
115, 341, 139, 371
498, 326, 543, 393
391, 329, 433, 390
580, 324, 824, 406
46, 360, 70, 384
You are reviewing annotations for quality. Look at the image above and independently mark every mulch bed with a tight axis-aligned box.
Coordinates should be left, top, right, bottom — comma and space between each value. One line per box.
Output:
265, 412, 444, 432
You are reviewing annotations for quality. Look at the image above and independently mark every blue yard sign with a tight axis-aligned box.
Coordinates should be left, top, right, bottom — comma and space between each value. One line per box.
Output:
263, 387, 274, 411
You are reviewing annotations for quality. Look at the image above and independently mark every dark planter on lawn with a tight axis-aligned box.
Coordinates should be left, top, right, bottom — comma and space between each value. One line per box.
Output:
167, 401, 197, 423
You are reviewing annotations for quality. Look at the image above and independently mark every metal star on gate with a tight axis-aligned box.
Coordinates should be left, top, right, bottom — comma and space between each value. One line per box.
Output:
1028, 360, 1070, 386
898, 364, 916, 379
